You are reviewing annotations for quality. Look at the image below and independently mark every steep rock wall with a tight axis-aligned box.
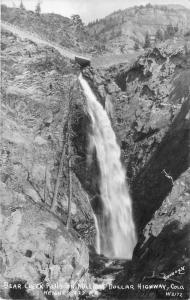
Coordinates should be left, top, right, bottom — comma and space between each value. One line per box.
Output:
82, 43, 190, 300
0, 29, 94, 299
83, 45, 190, 231
113, 168, 190, 299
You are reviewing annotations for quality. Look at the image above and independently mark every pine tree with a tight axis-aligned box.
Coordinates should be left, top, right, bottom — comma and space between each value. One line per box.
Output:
144, 32, 151, 48
134, 41, 140, 50
146, 3, 153, 8
155, 29, 164, 42
71, 14, 84, 30
20, 0, 25, 10
164, 24, 175, 40
35, 1, 41, 14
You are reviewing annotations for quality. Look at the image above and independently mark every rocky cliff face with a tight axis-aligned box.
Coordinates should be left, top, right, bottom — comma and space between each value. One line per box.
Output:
0, 182, 89, 300
82, 43, 190, 298
83, 44, 190, 230
0, 29, 94, 299
112, 168, 190, 299
1, 16, 190, 300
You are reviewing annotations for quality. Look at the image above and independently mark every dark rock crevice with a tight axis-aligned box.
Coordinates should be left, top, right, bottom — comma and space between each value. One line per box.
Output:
132, 98, 190, 230
113, 222, 190, 299
115, 63, 152, 92
78, 48, 190, 247
78, 46, 190, 300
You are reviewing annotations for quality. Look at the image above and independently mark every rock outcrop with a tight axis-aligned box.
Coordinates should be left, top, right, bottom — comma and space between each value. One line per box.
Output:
83, 44, 190, 230
108, 168, 190, 299
82, 44, 190, 298
0, 29, 94, 299
0, 182, 89, 300
1, 17, 190, 300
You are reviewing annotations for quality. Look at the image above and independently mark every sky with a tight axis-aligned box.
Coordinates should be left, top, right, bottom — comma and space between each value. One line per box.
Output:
1, 0, 190, 23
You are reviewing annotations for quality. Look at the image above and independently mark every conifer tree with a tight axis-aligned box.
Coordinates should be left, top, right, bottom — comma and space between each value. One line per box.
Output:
134, 41, 140, 50
144, 32, 151, 48
164, 24, 176, 40
71, 14, 84, 30
155, 29, 164, 42
20, 0, 25, 10
35, 1, 41, 14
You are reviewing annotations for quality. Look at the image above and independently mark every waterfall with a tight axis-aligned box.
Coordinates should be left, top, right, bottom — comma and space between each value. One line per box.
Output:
93, 213, 101, 254
79, 73, 136, 259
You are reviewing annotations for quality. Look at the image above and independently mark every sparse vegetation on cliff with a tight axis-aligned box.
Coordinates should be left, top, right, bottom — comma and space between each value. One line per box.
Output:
87, 4, 190, 54
1, 4, 92, 52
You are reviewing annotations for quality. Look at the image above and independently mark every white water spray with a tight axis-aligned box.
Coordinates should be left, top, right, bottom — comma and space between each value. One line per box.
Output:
79, 73, 136, 259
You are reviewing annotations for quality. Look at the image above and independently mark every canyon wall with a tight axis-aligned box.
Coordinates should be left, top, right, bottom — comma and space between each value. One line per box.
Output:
0, 29, 94, 299
1, 24, 190, 300
82, 43, 190, 298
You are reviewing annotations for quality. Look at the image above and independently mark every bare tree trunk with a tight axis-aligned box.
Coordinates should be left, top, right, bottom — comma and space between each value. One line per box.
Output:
51, 84, 74, 216
44, 163, 48, 203
66, 130, 72, 229
51, 140, 66, 212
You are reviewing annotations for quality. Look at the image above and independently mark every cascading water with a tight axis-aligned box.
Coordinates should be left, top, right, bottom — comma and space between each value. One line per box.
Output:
79, 73, 136, 259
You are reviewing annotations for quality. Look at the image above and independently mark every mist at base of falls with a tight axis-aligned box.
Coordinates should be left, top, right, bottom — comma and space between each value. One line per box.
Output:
79, 73, 136, 259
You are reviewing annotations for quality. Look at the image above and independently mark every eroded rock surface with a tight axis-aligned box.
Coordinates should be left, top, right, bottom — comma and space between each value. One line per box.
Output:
110, 168, 190, 299
0, 182, 89, 300
81, 45, 190, 299
1, 23, 190, 300
0, 29, 93, 299
83, 45, 190, 231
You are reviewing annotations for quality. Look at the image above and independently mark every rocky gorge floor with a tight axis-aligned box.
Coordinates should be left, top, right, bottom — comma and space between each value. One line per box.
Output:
0, 23, 190, 300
